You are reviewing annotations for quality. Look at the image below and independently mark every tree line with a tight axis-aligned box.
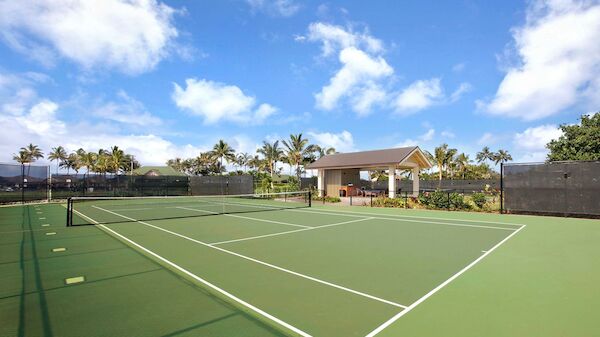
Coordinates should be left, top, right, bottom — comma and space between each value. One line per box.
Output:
166, 134, 336, 188
13, 144, 139, 175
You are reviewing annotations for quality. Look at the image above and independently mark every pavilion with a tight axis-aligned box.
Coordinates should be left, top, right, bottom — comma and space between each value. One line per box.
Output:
306, 146, 432, 198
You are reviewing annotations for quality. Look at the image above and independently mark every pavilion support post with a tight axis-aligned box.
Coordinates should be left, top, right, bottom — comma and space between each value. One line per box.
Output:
317, 169, 325, 197
412, 167, 420, 197
388, 166, 396, 198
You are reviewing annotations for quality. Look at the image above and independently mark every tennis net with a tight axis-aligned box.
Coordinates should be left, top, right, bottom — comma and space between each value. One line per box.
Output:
67, 190, 311, 226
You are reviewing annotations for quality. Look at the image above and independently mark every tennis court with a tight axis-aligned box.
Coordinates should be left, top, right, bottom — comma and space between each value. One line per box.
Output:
2, 193, 599, 337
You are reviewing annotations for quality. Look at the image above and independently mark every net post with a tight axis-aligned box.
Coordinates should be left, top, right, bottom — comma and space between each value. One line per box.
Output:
500, 162, 504, 214
66, 197, 72, 227
308, 190, 312, 207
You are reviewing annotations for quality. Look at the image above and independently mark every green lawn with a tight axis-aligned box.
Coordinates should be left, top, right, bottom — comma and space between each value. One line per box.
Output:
1, 201, 598, 336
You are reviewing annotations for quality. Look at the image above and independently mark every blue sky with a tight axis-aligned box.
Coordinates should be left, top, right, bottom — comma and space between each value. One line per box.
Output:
1, 0, 599, 168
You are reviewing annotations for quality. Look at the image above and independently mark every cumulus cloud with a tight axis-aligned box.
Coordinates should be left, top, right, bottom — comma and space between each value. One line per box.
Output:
395, 128, 436, 147
511, 124, 563, 162
246, 0, 300, 17
0, 98, 203, 166
513, 124, 562, 151
307, 130, 354, 152
315, 47, 393, 114
172, 78, 277, 124
93, 91, 162, 127
303, 22, 391, 115
305, 22, 383, 57
477, 132, 498, 146
0, 0, 181, 75
394, 79, 472, 113
394, 79, 444, 113
480, 0, 600, 120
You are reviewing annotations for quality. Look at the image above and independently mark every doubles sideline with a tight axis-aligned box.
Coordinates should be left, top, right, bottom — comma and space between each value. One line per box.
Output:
91, 205, 408, 310
73, 209, 312, 337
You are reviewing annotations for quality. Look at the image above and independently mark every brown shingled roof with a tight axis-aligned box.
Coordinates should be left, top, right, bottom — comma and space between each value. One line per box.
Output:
307, 146, 431, 169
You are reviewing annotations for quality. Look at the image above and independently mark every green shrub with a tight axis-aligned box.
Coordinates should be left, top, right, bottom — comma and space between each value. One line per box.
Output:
471, 192, 487, 209
372, 197, 406, 208
312, 195, 341, 203
418, 190, 471, 210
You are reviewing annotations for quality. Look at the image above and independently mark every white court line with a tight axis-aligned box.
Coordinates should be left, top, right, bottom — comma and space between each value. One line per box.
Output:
288, 209, 516, 232
176, 206, 311, 229
192, 199, 519, 231
72, 209, 311, 337
210, 217, 374, 246
364, 223, 526, 337
106, 207, 153, 212
305, 207, 524, 227
92, 206, 407, 309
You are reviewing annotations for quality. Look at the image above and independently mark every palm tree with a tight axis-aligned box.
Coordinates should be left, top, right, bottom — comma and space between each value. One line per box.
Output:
282, 133, 315, 185
48, 146, 68, 174
13, 150, 31, 165
493, 149, 513, 165
80, 152, 97, 176
476, 146, 494, 164
210, 140, 236, 175
21, 143, 44, 162
313, 145, 336, 158
257, 140, 283, 188
109, 146, 126, 174
60, 153, 79, 175
455, 153, 471, 179
432, 144, 457, 181
237, 152, 252, 173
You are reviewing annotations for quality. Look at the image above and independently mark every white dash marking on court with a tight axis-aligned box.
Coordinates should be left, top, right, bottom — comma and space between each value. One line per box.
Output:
91, 206, 407, 309
52, 247, 66, 252
364, 224, 527, 337
41, 224, 50, 227
39, 217, 46, 220
45, 232, 56, 236
210, 217, 374, 246
74, 209, 312, 337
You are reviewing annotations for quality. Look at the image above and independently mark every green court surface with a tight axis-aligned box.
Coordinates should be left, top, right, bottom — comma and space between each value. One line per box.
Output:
1, 202, 599, 336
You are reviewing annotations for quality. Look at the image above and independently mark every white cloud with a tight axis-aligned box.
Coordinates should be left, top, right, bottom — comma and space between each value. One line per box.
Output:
307, 130, 354, 152
450, 82, 472, 102
0, 0, 180, 75
93, 91, 162, 127
172, 78, 277, 124
0, 98, 203, 166
305, 22, 383, 57
315, 47, 393, 113
513, 124, 562, 151
394, 78, 444, 113
477, 132, 497, 146
481, 1, 600, 120
441, 130, 455, 138
395, 128, 435, 147
246, 0, 300, 17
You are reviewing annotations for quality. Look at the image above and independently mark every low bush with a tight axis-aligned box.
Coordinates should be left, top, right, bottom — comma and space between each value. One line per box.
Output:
418, 190, 471, 210
372, 197, 406, 208
312, 196, 341, 203
471, 192, 487, 209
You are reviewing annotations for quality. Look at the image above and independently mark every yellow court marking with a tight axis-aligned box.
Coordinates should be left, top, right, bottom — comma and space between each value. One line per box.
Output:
45, 232, 56, 236
65, 276, 85, 285
52, 247, 67, 252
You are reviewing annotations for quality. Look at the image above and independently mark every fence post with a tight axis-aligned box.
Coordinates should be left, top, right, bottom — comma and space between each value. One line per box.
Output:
308, 190, 312, 207
447, 191, 450, 211
370, 194, 373, 207
404, 191, 408, 209
350, 195, 352, 206
500, 162, 504, 214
